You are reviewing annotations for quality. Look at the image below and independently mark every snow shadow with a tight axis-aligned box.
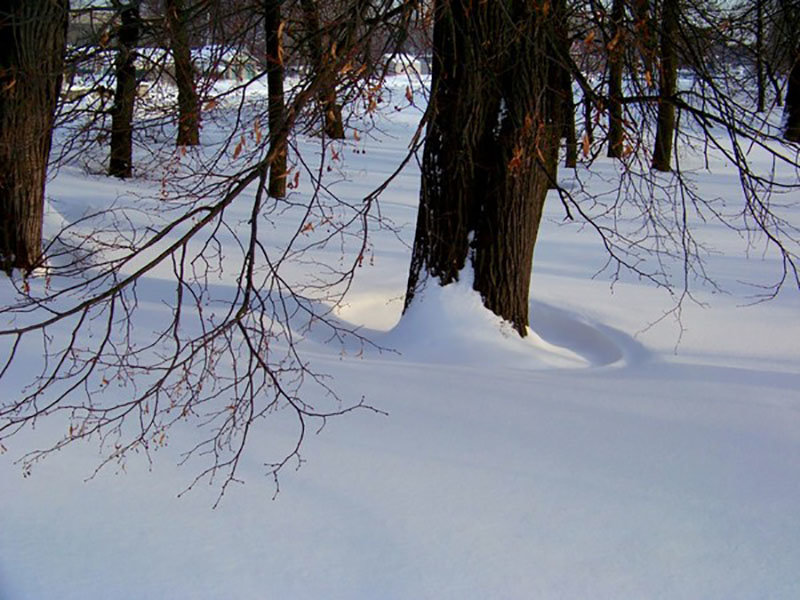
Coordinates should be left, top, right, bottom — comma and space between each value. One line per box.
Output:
529, 300, 651, 368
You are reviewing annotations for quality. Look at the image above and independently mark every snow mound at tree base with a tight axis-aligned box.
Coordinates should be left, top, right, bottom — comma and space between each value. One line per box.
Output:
377, 276, 631, 369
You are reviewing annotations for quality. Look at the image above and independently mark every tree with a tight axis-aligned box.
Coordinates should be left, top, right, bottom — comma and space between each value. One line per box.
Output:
633, 0, 655, 79
265, 0, 287, 197
404, 0, 555, 336
756, 0, 767, 112
0, 0, 69, 273
406, 0, 800, 337
545, 0, 577, 171
606, 0, 626, 158
299, 0, 346, 139
651, 0, 679, 171
109, 0, 141, 177
165, 0, 201, 146
786, 46, 800, 141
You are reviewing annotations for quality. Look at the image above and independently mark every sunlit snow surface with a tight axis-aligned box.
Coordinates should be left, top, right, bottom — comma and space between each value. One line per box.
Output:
2, 78, 799, 599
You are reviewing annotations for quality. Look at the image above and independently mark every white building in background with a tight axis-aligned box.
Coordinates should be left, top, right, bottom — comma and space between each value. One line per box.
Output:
384, 53, 428, 77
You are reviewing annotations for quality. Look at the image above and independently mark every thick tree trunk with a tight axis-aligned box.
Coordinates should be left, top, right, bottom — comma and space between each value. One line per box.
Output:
652, 0, 679, 172
300, 0, 345, 139
166, 0, 200, 146
785, 48, 800, 142
265, 0, 287, 198
404, 0, 481, 294
405, 0, 553, 336
0, 0, 68, 274
607, 0, 625, 158
109, 2, 140, 178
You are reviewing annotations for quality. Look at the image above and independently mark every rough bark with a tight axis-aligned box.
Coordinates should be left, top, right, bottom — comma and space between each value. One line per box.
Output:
405, 0, 553, 336
0, 0, 68, 273
265, 0, 287, 198
785, 48, 800, 142
652, 0, 679, 172
109, 1, 140, 178
405, 0, 481, 294
300, 0, 345, 139
607, 0, 625, 158
166, 0, 200, 146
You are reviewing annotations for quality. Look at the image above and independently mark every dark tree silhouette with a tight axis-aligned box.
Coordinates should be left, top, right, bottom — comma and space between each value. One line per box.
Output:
109, 0, 140, 178
265, 0, 287, 198
607, 0, 625, 158
785, 47, 800, 141
300, 0, 345, 139
0, 0, 69, 273
405, 0, 555, 336
652, 0, 679, 171
166, 0, 200, 146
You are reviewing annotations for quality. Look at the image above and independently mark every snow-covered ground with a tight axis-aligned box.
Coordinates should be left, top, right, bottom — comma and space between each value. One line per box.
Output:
1, 78, 799, 599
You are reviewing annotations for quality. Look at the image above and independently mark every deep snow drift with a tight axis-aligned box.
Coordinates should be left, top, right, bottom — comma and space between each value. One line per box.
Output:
1, 78, 799, 599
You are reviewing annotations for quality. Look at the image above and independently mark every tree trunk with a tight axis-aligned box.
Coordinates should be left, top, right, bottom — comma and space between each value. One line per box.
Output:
756, 0, 766, 113
563, 74, 578, 168
545, 20, 562, 187
405, 0, 553, 337
584, 91, 594, 144
554, 0, 577, 168
166, 0, 200, 146
0, 0, 68, 274
633, 0, 655, 82
785, 48, 800, 142
265, 0, 287, 198
607, 0, 625, 158
109, 1, 140, 178
544, 0, 575, 178
300, 0, 345, 139
652, 0, 679, 172
768, 66, 783, 107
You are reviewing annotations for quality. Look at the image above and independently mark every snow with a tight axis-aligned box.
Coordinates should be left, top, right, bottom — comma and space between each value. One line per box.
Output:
1, 77, 800, 599
381, 273, 591, 369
